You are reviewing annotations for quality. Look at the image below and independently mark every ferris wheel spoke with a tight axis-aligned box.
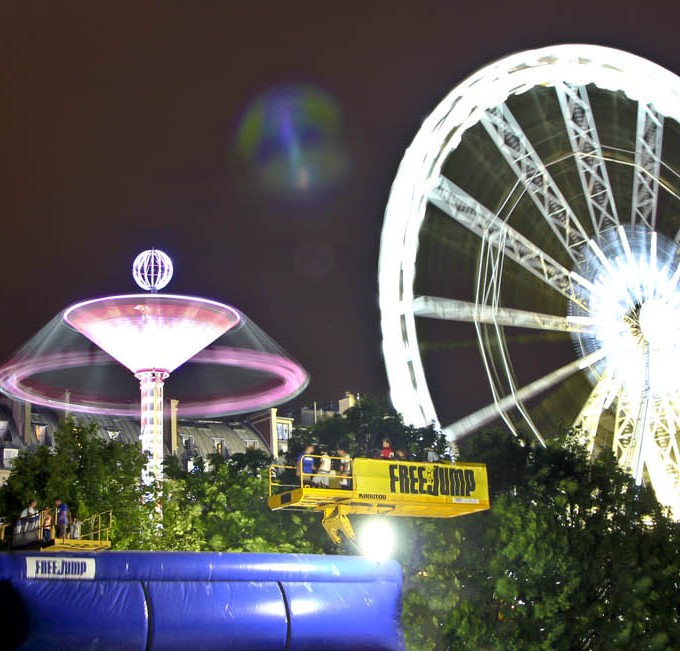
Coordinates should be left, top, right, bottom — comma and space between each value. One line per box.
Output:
631, 102, 664, 230
573, 370, 619, 452
640, 406, 680, 513
480, 103, 591, 264
613, 392, 639, 470
429, 176, 593, 310
556, 83, 621, 236
413, 295, 593, 333
443, 349, 606, 440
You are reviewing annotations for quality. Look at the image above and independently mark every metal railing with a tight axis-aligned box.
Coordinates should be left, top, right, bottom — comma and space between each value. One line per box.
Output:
0, 520, 12, 544
11, 512, 44, 548
269, 454, 352, 495
9, 509, 113, 548
74, 511, 113, 544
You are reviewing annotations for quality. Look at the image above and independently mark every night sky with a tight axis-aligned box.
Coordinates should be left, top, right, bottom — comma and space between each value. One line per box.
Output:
2, 1, 680, 415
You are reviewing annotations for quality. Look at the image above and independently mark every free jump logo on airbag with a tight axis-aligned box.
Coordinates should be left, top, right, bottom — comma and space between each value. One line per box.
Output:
26, 557, 96, 580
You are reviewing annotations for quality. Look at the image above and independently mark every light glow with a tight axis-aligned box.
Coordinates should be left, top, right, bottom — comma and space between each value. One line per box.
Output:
571, 227, 680, 401
0, 347, 309, 417
64, 295, 239, 375
63, 292, 240, 484
132, 249, 174, 292
639, 299, 678, 349
138, 370, 167, 484
357, 519, 395, 561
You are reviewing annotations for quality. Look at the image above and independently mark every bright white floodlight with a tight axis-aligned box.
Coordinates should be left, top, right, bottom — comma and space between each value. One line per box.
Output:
357, 519, 395, 561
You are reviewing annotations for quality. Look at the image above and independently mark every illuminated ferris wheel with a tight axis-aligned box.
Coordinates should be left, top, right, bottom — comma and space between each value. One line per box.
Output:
379, 44, 680, 516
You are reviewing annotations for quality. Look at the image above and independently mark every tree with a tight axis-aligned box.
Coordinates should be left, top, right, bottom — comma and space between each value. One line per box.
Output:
160, 451, 327, 554
397, 429, 680, 650
288, 396, 448, 462
0, 418, 327, 553
0, 418, 153, 547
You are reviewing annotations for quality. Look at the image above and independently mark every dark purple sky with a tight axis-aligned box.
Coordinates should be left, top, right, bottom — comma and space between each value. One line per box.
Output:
2, 1, 680, 410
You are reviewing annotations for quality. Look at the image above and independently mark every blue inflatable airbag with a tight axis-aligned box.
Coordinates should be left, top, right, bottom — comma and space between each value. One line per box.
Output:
0, 552, 403, 650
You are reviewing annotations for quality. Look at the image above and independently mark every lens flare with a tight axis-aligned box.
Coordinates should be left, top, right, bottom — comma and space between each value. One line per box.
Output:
570, 226, 680, 400
237, 84, 349, 199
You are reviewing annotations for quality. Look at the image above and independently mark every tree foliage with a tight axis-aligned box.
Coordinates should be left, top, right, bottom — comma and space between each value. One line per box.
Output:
0, 419, 327, 553
398, 429, 680, 650
160, 451, 327, 554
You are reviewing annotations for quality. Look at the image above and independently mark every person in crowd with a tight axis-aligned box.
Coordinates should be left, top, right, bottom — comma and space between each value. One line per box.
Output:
381, 437, 394, 459
336, 444, 352, 490
42, 508, 52, 543
54, 498, 71, 539
20, 499, 37, 519
296, 444, 317, 487
423, 447, 440, 462
69, 517, 81, 540
394, 448, 409, 461
313, 447, 332, 487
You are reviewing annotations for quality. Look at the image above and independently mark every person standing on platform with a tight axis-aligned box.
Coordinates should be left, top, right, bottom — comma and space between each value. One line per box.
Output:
20, 499, 37, 519
423, 447, 440, 462
42, 508, 52, 543
54, 498, 71, 539
70, 517, 81, 539
381, 438, 394, 459
313, 448, 332, 487
336, 445, 352, 490
296, 444, 317, 487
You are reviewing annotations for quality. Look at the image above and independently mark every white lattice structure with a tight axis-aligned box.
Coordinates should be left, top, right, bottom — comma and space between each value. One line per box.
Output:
379, 44, 680, 517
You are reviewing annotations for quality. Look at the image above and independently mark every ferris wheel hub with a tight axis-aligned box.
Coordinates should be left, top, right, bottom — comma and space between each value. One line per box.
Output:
639, 299, 678, 349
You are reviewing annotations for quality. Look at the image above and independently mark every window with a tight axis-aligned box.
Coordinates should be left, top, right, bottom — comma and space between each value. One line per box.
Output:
2, 448, 18, 468
276, 422, 290, 441
212, 438, 225, 456
34, 425, 47, 444
244, 439, 258, 449
181, 435, 195, 449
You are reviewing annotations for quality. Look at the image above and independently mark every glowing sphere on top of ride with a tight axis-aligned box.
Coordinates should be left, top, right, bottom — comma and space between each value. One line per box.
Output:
132, 248, 173, 292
